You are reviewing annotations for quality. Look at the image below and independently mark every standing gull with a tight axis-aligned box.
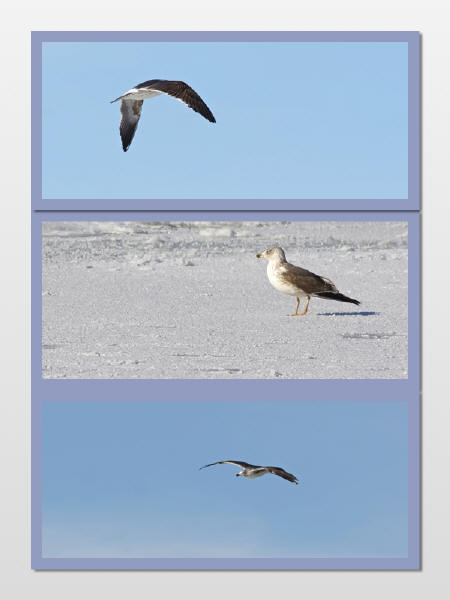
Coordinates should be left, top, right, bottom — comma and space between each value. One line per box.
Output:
257, 246, 360, 316
200, 460, 298, 484
110, 79, 216, 151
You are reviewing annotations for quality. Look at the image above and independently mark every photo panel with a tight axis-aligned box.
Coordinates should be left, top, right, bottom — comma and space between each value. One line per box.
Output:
37, 212, 417, 382
32, 395, 419, 569
32, 31, 419, 211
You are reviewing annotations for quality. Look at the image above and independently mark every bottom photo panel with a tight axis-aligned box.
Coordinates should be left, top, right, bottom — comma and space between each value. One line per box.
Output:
33, 398, 419, 570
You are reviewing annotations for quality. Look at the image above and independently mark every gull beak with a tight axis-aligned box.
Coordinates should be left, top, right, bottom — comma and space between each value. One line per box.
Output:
256, 253, 262, 258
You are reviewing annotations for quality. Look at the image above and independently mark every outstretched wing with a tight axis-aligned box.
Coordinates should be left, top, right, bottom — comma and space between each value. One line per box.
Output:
141, 80, 216, 123
200, 460, 255, 470
119, 99, 144, 152
267, 467, 298, 484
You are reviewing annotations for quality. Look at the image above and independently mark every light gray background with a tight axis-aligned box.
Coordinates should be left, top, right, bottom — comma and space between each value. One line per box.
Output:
2, 2, 449, 600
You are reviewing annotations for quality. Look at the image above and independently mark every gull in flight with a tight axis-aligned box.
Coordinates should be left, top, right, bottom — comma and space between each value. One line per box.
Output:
200, 460, 298, 484
257, 246, 360, 316
110, 79, 216, 151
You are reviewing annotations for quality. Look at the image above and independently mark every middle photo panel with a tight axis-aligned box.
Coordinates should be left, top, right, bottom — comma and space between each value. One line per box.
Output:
40, 213, 410, 381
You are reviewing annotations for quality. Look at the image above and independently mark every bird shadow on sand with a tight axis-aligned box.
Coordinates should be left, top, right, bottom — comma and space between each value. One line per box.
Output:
318, 311, 379, 317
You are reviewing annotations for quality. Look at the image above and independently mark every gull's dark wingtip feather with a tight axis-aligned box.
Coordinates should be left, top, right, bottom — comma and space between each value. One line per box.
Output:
199, 463, 214, 470
198, 106, 216, 123
346, 297, 360, 306
316, 291, 361, 306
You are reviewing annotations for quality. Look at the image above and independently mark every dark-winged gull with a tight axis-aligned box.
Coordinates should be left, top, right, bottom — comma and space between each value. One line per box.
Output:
200, 460, 298, 484
256, 246, 360, 316
110, 79, 216, 151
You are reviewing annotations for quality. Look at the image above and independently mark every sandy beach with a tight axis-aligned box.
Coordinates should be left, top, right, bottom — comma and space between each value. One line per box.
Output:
42, 220, 408, 379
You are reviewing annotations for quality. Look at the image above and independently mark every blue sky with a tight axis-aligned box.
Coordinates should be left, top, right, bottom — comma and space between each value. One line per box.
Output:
42, 41, 408, 200
42, 400, 408, 558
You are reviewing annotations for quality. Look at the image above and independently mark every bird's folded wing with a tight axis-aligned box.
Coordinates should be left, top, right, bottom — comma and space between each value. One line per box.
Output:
280, 264, 338, 295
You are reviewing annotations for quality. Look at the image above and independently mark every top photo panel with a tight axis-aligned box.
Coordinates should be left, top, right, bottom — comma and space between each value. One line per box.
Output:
33, 31, 419, 211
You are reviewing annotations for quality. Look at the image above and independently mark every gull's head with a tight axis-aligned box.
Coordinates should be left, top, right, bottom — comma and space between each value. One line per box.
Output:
256, 247, 287, 263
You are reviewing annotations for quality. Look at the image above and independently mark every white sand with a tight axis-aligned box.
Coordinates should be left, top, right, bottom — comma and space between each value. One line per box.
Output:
42, 221, 408, 379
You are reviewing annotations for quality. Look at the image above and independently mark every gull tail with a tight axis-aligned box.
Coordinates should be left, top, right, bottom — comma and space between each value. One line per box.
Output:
315, 291, 360, 305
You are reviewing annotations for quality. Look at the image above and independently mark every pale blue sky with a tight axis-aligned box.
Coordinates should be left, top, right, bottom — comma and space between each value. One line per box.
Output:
42, 400, 408, 558
42, 41, 408, 200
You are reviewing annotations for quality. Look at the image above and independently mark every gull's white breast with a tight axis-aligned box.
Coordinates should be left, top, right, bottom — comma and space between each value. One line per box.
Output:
243, 470, 266, 479
267, 263, 307, 297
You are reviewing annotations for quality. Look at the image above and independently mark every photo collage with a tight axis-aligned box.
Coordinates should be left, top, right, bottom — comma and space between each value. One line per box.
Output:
32, 31, 420, 570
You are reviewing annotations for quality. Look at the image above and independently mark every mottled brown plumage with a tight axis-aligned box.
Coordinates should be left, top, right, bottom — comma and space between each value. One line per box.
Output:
257, 246, 360, 316
278, 263, 339, 296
